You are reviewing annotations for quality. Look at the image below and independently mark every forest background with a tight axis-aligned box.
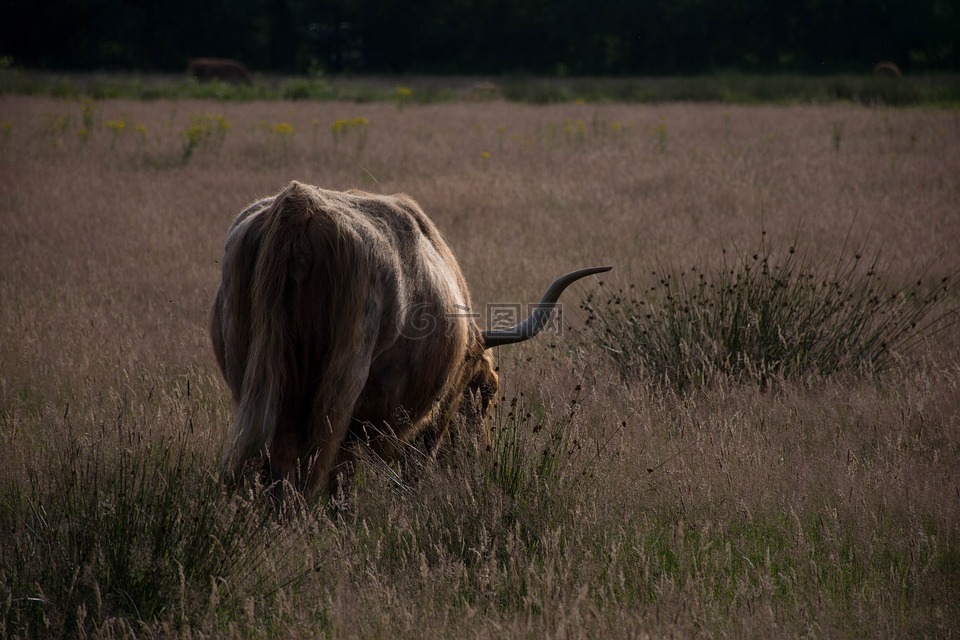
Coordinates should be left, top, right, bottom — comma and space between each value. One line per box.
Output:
4, 0, 958, 76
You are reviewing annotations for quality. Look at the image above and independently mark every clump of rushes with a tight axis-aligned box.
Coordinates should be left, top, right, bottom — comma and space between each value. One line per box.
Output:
331, 117, 369, 156
394, 85, 413, 109
269, 121, 295, 155
180, 114, 229, 163
103, 118, 125, 148
485, 383, 615, 503
0, 425, 308, 637
582, 230, 958, 391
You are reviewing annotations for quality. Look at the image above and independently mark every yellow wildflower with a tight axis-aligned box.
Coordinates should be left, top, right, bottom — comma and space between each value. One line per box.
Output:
273, 122, 294, 136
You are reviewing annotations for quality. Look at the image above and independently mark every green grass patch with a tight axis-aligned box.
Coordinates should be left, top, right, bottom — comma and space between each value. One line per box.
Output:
495, 73, 960, 105
3, 69, 960, 105
0, 423, 312, 637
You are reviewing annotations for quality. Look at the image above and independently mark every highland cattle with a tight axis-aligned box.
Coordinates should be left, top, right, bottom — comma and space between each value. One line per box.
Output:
210, 181, 610, 498
187, 58, 252, 83
873, 61, 902, 77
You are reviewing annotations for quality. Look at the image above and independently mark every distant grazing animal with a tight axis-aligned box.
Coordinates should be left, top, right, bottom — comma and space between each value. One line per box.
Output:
210, 181, 611, 499
873, 61, 902, 77
463, 81, 502, 99
187, 58, 252, 83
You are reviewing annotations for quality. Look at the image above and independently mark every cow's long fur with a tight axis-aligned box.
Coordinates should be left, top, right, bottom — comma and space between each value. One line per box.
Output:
211, 182, 497, 498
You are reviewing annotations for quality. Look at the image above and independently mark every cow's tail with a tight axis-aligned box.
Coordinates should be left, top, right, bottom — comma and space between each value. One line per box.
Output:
219, 182, 318, 483
220, 182, 374, 496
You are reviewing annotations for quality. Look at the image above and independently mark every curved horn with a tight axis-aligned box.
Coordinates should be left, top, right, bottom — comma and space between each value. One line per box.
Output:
481, 266, 612, 348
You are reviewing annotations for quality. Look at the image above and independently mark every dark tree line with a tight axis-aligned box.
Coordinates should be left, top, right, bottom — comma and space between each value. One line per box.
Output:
2, 0, 957, 74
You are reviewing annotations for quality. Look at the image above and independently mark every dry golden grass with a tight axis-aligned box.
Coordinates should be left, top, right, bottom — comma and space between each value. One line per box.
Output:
1, 95, 959, 638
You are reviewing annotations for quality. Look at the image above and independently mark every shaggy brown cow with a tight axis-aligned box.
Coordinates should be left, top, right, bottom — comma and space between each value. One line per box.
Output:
211, 181, 610, 499
873, 61, 902, 77
187, 58, 252, 83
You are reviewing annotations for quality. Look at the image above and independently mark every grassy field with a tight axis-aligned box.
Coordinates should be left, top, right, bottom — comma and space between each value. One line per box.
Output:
1, 93, 959, 637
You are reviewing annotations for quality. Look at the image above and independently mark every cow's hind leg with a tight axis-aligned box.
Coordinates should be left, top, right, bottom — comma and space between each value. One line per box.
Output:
298, 351, 375, 501
295, 408, 360, 501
